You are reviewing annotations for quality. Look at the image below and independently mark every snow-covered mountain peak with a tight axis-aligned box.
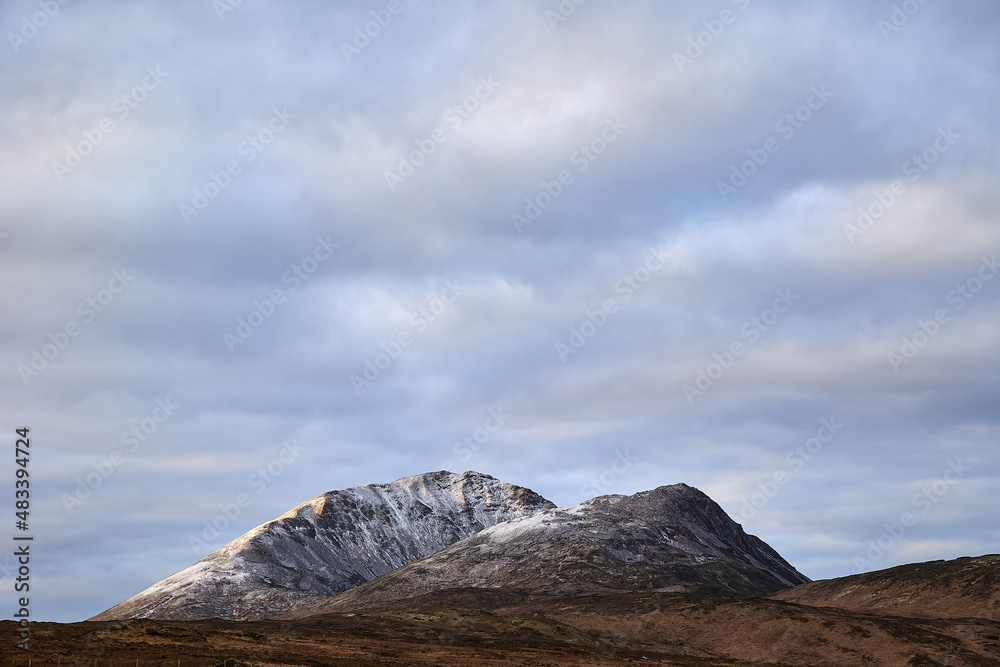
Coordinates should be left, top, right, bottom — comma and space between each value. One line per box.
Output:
90, 470, 553, 621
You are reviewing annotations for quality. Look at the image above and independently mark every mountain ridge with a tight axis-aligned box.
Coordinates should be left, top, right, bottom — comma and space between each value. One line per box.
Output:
771, 554, 1000, 621
285, 482, 810, 617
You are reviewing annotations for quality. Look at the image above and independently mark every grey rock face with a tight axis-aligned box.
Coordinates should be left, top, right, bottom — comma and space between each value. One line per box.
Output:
289, 483, 810, 616
90, 471, 555, 621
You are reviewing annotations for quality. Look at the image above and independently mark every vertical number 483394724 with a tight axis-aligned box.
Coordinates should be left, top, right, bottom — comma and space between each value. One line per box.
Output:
15, 427, 30, 530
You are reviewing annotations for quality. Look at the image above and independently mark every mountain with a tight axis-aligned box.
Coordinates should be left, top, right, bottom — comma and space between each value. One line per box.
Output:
69, 474, 1000, 665
89, 471, 555, 621
771, 554, 1000, 621
286, 483, 809, 616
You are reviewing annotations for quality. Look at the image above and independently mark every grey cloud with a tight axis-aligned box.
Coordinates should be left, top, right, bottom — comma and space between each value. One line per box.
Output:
1, 0, 997, 622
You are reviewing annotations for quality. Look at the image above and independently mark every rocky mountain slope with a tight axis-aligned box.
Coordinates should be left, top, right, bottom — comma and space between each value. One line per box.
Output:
287, 483, 810, 616
771, 554, 1000, 621
90, 471, 554, 621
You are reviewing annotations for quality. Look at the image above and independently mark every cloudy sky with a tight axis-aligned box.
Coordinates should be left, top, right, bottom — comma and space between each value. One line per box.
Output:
2, 0, 998, 622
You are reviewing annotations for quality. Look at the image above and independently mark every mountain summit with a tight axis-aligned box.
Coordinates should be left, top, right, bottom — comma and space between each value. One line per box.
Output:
90, 471, 554, 621
288, 482, 810, 615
